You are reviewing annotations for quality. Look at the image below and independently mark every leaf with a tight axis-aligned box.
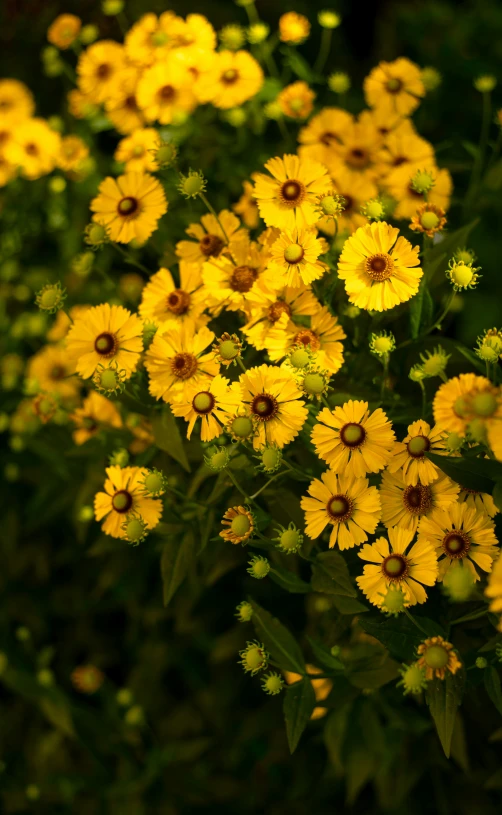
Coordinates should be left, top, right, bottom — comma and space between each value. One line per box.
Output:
358, 613, 444, 662
427, 452, 500, 494
461, 140, 480, 159
427, 219, 480, 287
311, 551, 357, 597
426, 671, 465, 758
250, 599, 305, 673
269, 566, 311, 594
409, 277, 431, 339
347, 655, 399, 689
493, 481, 502, 513
160, 528, 195, 606
484, 666, 502, 716
283, 677, 316, 754
306, 636, 344, 671
152, 407, 191, 472
484, 158, 502, 190
39, 697, 75, 738
280, 48, 320, 84
331, 594, 368, 615
324, 702, 353, 774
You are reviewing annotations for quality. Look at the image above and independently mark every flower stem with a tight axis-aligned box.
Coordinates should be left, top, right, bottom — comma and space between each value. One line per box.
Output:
199, 192, 230, 244
225, 468, 250, 502
465, 89, 492, 215
403, 607, 428, 635
313, 28, 332, 76
112, 243, 150, 275
236, 356, 247, 373
249, 470, 287, 500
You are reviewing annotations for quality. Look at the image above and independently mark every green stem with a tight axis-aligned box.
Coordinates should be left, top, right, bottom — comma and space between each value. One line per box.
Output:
380, 356, 389, 401
236, 356, 247, 373
313, 28, 332, 76
199, 192, 230, 244
403, 607, 428, 636
225, 468, 250, 503
249, 470, 287, 500
112, 243, 150, 275
419, 381, 427, 418
465, 90, 492, 214
244, 0, 259, 24
432, 291, 455, 332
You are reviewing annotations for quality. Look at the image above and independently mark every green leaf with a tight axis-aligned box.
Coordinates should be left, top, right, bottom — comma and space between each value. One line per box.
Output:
493, 481, 502, 513
324, 702, 353, 774
280, 47, 319, 84
427, 452, 499, 494
358, 613, 444, 662
484, 158, 502, 190
39, 697, 75, 738
426, 671, 465, 758
269, 566, 311, 594
347, 655, 399, 689
152, 407, 191, 473
160, 528, 195, 606
283, 677, 316, 754
311, 551, 357, 597
331, 594, 368, 615
409, 277, 431, 339
484, 666, 502, 716
306, 636, 344, 671
250, 599, 305, 673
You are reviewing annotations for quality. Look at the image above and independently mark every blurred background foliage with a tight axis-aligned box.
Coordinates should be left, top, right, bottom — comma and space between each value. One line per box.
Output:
1, 1, 502, 813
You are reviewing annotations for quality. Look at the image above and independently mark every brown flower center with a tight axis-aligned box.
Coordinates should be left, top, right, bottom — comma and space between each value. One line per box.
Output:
442, 530, 470, 558
326, 494, 353, 522
112, 489, 133, 513
125, 95, 138, 110
341, 193, 353, 212
94, 332, 118, 357
230, 265, 258, 293
347, 148, 369, 168
393, 155, 407, 166
50, 365, 66, 381
403, 484, 433, 515
158, 84, 175, 101
222, 69, 239, 85
382, 553, 408, 580
166, 289, 191, 314
97, 63, 111, 79
25, 142, 39, 156
251, 393, 279, 421
293, 328, 321, 352
171, 352, 198, 380
340, 422, 366, 448
386, 77, 403, 93
199, 233, 225, 257
117, 196, 139, 216
365, 253, 394, 282
267, 301, 292, 323
279, 179, 306, 207
320, 131, 339, 146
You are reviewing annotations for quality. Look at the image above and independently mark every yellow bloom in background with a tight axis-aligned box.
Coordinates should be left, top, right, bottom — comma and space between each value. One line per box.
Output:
169, 13, 217, 52
298, 107, 353, 165
70, 391, 123, 446
136, 61, 196, 124
145, 324, 219, 404
459, 486, 498, 518
317, 167, 377, 236
171, 374, 242, 441
0, 153, 16, 187
47, 14, 81, 50
27, 345, 79, 400
77, 41, 126, 105
418, 502, 499, 582
114, 128, 160, 173
57, 135, 89, 173
387, 420, 446, 485
104, 68, 145, 135
176, 210, 245, 266
253, 154, 330, 230
380, 469, 460, 533
416, 636, 461, 680
284, 665, 332, 720
125, 12, 179, 67
233, 177, 260, 229
47, 304, 91, 342
197, 50, 264, 109
311, 400, 395, 478
337, 221, 422, 311
279, 12, 311, 44
91, 172, 167, 244
364, 57, 425, 117
0, 79, 34, 124
65, 303, 143, 380
324, 116, 384, 183
376, 118, 435, 176
267, 227, 327, 287
432, 373, 492, 436
358, 107, 404, 140
239, 364, 307, 449
357, 526, 437, 607
301, 470, 381, 550
385, 165, 452, 220
265, 304, 345, 374
67, 88, 97, 120
139, 263, 208, 330
94, 466, 162, 539
242, 280, 319, 351
5, 118, 61, 180
486, 553, 502, 627
278, 81, 315, 120
202, 236, 268, 316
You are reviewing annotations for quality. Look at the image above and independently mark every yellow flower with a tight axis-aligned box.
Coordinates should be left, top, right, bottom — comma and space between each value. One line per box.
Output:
357, 526, 437, 607
418, 502, 499, 582
220, 506, 255, 544
376, 118, 434, 175
202, 235, 268, 316
242, 279, 319, 351
379, 469, 460, 534
324, 115, 384, 183
136, 60, 196, 124
71, 664, 104, 694
264, 305, 345, 374
77, 41, 126, 105
278, 81, 315, 120
266, 227, 327, 287
416, 636, 461, 680
0, 153, 16, 187
27, 345, 79, 400
0, 79, 34, 124
65, 303, 143, 380
171, 374, 242, 441
47, 14, 81, 50
139, 263, 208, 330
432, 373, 492, 436
384, 165, 452, 220
386, 420, 447, 485
233, 177, 260, 229
317, 167, 377, 237
459, 486, 498, 518
410, 203, 447, 238
169, 13, 217, 52
239, 364, 308, 449
176, 210, 245, 266
47, 304, 91, 342
312, 400, 395, 478
337, 221, 422, 311
90, 172, 167, 244
253, 154, 330, 230
104, 68, 145, 135
114, 128, 160, 173
57, 135, 89, 173
70, 391, 123, 445
297, 107, 353, 165
124, 12, 179, 67
197, 50, 264, 109
5, 118, 61, 180
364, 57, 425, 117
144, 323, 219, 405
279, 12, 310, 44
94, 466, 162, 539
485, 554, 502, 625
301, 470, 381, 550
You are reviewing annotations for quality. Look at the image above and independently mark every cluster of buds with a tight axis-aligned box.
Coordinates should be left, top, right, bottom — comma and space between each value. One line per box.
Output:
409, 346, 450, 383
475, 328, 502, 364
92, 361, 127, 395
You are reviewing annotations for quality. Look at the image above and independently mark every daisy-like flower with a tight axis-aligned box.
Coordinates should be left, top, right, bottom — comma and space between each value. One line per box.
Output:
357, 526, 438, 607
485, 554, 502, 628
384, 165, 452, 220
233, 177, 260, 229
311, 400, 395, 478
114, 128, 160, 173
0, 79, 34, 124
136, 60, 196, 124
298, 107, 353, 165
124, 12, 178, 67
139, 263, 208, 331
277, 81, 315, 120
65, 303, 143, 380
171, 374, 242, 441
324, 115, 384, 183
57, 135, 89, 174
300, 470, 381, 550
47, 14, 81, 49
410, 204, 447, 238
253, 154, 330, 230
94, 466, 163, 539
337, 221, 422, 312
416, 636, 461, 680
220, 506, 254, 544
197, 50, 264, 109
380, 469, 460, 534
70, 391, 123, 446
144, 323, 219, 405
432, 373, 492, 436
264, 305, 346, 375
104, 67, 145, 135
77, 41, 126, 105
239, 364, 308, 449
5, 118, 61, 180
242, 279, 319, 351
375, 118, 434, 175
90, 172, 167, 244
364, 58, 425, 117
202, 235, 268, 316
316, 167, 377, 237
386, 420, 446, 485
266, 227, 327, 287
418, 502, 499, 582
459, 486, 498, 519
279, 11, 310, 44
176, 210, 245, 266
27, 345, 79, 400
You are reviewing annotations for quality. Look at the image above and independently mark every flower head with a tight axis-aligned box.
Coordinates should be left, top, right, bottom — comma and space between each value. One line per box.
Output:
380, 470, 459, 534
145, 324, 219, 405
36, 282, 66, 314
247, 555, 270, 579
369, 331, 395, 358
253, 154, 330, 231
261, 672, 284, 695
387, 420, 446, 485
171, 374, 242, 441
328, 72, 351, 94
235, 601, 253, 622
90, 173, 167, 244
474, 75, 497, 93
94, 466, 163, 539
239, 641, 269, 674
416, 636, 461, 680
239, 364, 308, 449
446, 258, 481, 291
279, 12, 310, 44
66, 303, 143, 380
220, 505, 254, 544
178, 170, 207, 199
410, 203, 447, 237
398, 663, 428, 695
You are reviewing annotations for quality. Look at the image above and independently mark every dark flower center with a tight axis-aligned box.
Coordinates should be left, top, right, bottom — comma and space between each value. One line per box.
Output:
117, 196, 139, 216
326, 494, 353, 521
403, 484, 433, 515
280, 179, 305, 206
230, 265, 258, 293
97, 63, 111, 79
199, 233, 225, 257
340, 422, 366, 448
112, 489, 133, 513
166, 289, 191, 314
158, 84, 175, 101
382, 553, 408, 579
171, 352, 198, 380
293, 328, 321, 352
365, 253, 394, 281
267, 301, 292, 323
94, 332, 118, 357
442, 531, 470, 558
251, 394, 278, 421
